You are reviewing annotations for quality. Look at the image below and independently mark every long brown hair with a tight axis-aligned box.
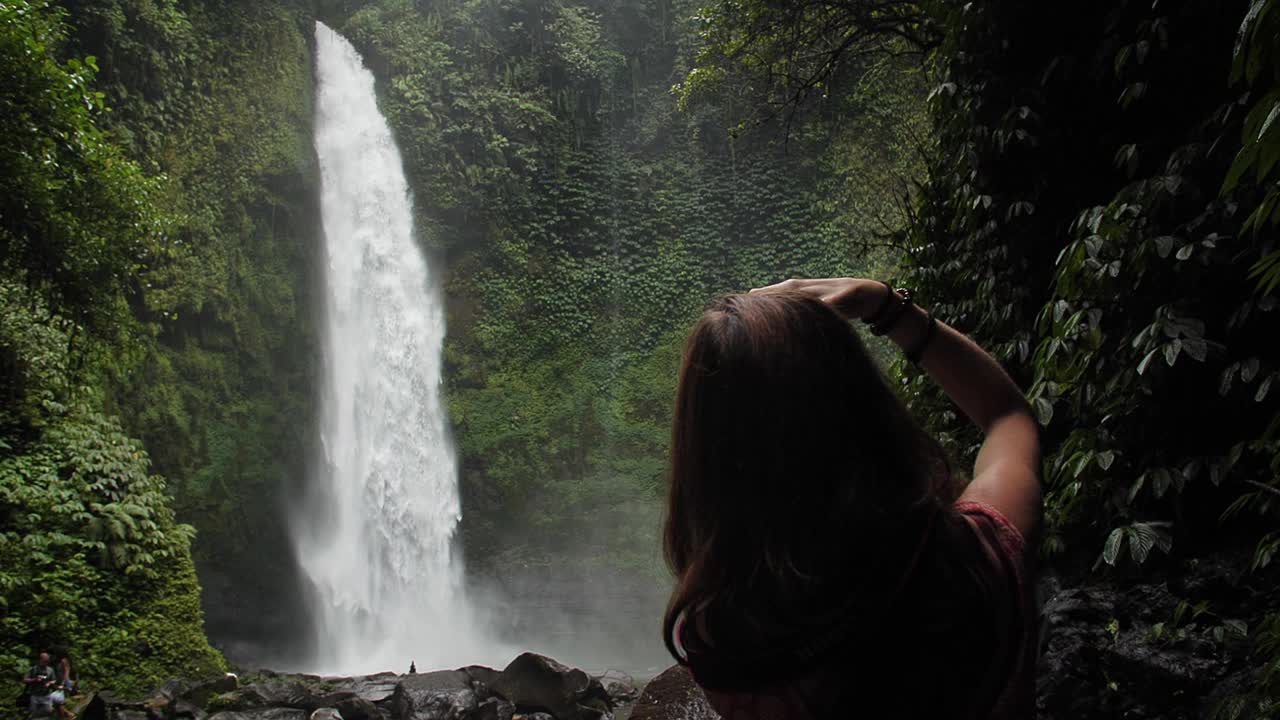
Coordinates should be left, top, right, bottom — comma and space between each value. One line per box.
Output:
662, 293, 1006, 713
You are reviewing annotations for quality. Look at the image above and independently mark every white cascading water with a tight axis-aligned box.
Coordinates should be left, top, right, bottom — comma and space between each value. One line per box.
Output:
297, 21, 501, 674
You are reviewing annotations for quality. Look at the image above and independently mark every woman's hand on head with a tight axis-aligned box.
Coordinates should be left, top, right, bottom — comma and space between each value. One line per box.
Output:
749, 278, 890, 321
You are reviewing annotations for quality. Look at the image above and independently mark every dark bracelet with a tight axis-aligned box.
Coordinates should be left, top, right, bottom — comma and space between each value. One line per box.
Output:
862, 281, 897, 326
870, 288, 914, 336
905, 312, 938, 364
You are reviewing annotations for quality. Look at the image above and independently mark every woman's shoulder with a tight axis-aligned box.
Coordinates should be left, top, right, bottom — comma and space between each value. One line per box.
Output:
952, 499, 1038, 718
953, 499, 1028, 564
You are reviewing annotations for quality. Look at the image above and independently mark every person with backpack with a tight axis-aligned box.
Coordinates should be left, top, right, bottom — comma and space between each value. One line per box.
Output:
22, 653, 58, 718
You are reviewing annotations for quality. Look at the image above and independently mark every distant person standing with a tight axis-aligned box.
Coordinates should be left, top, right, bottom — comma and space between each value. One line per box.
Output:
22, 653, 57, 718
51, 652, 74, 720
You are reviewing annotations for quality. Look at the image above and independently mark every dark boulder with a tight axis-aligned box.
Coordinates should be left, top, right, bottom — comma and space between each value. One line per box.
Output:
146, 680, 190, 707
80, 692, 110, 720
302, 693, 380, 720
143, 675, 238, 718
78, 690, 158, 720
188, 676, 241, 709
396, 671, 477, 720
473, 698, 514, 720
1036, 570, 1249, 720
260, 680, 323, 709
169, 700, 208, 720
458, 666, 502, 702
80, 692, 148, 720
627, 666, 719, 720
331, 674, 400, 706
380, 683, 411, 720
207, 689, 274, 713
600, 678, 639, 707
208, 680, 317, 714
490, 654, 610, 720
207, 709, 307, 720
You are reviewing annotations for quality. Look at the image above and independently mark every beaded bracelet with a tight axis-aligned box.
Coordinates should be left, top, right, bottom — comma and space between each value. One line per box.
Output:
869, 288, 914, 336
861, 281, 898, 326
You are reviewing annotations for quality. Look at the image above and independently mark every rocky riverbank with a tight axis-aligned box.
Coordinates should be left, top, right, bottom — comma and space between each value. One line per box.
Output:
79, 553, 1274, 720
79, 654, 641, 720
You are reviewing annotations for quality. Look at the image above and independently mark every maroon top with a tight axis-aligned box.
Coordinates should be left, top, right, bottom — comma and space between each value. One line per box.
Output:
952, 500, 1037, 719
683, 501, 1036, 719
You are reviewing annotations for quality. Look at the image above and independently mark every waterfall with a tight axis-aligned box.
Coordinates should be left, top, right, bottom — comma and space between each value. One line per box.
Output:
296, 21, 499, 674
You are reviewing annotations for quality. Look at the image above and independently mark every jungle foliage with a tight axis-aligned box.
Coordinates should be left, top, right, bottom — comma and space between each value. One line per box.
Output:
3, 0, 322, 692
682, 0, 1280, 714
55, 0, 322, 655
0, 0, 224, 706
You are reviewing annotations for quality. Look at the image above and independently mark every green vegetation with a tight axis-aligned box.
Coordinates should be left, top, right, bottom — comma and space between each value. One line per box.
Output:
2, 0, 320, 696
59, 0, 321, 651
0, 0, 223, 705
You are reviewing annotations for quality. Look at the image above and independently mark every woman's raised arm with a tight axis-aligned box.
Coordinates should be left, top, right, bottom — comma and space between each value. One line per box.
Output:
752, 278, 1042, 538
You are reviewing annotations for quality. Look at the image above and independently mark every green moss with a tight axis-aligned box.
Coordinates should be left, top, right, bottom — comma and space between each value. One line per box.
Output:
205, 691, 241, 713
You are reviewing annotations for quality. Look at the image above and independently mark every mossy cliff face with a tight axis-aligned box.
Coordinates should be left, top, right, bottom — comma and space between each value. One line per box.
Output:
57, 0, 324, 662
0, 0, 228, 704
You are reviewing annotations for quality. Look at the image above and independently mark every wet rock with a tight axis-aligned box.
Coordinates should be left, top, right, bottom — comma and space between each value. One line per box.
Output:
147, 680, 190, 704
208, 710, 307, 720
627, 666, 718, 720
80, 690, 149, 720
1036, 586, 1116, 719
332, 674, 400, 706
142, 676, 233, 720
262, 680, 324, 709
1107, 632, 1227, 691
458, 666, 502, 702
399, 672, 472, 694
208, 680, 316, 713
312, 693, 379, 720
601, 679, 639, 706
380, 684, 411, 720
206, 689, 272, 713
80, 692, 110, 720
169, 700, 207, 720
1035, 568, 1249, 720
491, 653, 610, 720
412, 687, 476, 720
397, 671, 477, 720
187, 676, 241, 709
472, 698, 514, 720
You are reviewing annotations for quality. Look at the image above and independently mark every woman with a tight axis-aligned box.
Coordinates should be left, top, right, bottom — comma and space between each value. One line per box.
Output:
662, 278, 1040, 719
50, 652, 74, 720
